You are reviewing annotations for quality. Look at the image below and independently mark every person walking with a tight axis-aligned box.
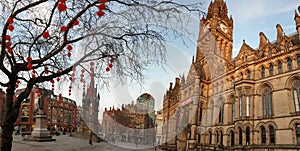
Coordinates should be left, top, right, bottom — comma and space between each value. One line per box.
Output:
89, 131, 93, 145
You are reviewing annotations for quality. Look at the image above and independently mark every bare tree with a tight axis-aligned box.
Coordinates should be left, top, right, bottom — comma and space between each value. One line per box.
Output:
0, 0, 203, 150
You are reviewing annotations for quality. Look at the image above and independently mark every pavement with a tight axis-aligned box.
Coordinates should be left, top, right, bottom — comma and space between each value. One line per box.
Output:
12, 134, 164, 151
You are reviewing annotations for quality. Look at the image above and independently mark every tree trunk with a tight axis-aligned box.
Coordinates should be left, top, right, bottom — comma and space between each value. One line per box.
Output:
1, 93, 18, 151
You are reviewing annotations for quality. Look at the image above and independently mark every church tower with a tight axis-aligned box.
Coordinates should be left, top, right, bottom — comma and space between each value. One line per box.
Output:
197, 0, 233, 62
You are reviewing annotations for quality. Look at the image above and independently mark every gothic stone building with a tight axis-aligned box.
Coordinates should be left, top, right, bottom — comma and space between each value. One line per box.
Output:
162, 0, 300, 150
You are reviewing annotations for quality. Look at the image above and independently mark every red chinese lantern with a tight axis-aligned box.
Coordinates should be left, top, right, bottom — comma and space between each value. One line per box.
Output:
15, 84, 19, 88
110, 58, 114, 63
106, 67, 110, 72
57, 3, 67, 11
59, 0, 67, 2
60, 26, 67, 32
56, 77, 60, 82
26, 57, 32, 62
67, 52, 71, 58
98, 3, 106, 10
81, 69, 85, 73
6, 42, 11, 47
42, 32, 50, 39
90, 62, 95, 66
90, 67, 94, 72
45, 66, 49, 74
7, 17, 14, 24
27, 63, 33, 70
97, 10, 105, 17
109, 63, 113, 68
17, 80, 20, 84
5, 35, 10, 41
50, 79, 55, 83
67, 45, 73, 51
73, 20, 79, 26
7, 48, 13, 54
100, 0, 109, 3
8, 25, 14, 31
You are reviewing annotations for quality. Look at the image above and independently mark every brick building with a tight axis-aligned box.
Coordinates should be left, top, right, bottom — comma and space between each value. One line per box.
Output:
15, 88, 77, 132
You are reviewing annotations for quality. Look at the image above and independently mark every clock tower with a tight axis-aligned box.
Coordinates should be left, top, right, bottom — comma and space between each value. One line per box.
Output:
197, 0, 233, 62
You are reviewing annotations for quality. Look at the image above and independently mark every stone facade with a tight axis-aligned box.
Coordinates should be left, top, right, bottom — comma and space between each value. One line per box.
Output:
102, 102, 156, 145
162, 0, 300, 150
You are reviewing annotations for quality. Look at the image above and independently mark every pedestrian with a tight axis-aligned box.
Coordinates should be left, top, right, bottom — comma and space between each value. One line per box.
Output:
89, 131, 93, 145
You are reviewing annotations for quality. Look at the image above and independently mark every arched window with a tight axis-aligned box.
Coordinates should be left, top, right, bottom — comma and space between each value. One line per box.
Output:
216, 131, 219, 144
287, 58, 292, 71
197, 134, 201, 144
239, 95, 243, 118
247, 70, 251, 80
220, 131, 223, 145
293, 81, 300, 112
269, 64, 273, 76
262, 87, 272, 117
268, 48, 272, 56
297, 56, 300, 69
232, 101, 235, 122
278, 61, 283, 74
246, 127, 250, 145
261, 66, 265, 78
239, 127, 243, 145
230, 130, 235, 147
261, 51, 265, 58
199, 104, 203, 122
296, 124, 300, 144
219, 103, 224, 123
246, 96, 250, 117
209, 131, 212, 144
269, 125, 275, 144
261, 126, 266, 144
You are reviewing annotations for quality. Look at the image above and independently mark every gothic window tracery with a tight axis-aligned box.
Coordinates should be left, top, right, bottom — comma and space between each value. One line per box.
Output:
261, 66, 265, 78
230, 130, 235, 147
296, 124, 300, 144
293, 81, 300, 112
246, 127, 250, 145
247, 70, 251, 80
261, 126, 266, 144
268, 48, 272, 56
269, 125, 275, 144
238, 127, 243, 145
262, 87, 272, 117
278, 61, 283, 74
287, 57, 292, 71
269, 63, 273, 76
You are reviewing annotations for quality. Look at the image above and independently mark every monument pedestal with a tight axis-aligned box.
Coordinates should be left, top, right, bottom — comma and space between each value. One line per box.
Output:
24, 110, 55, 142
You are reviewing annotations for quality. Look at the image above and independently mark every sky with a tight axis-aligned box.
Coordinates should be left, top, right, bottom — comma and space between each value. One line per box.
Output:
90, 0, 300, 119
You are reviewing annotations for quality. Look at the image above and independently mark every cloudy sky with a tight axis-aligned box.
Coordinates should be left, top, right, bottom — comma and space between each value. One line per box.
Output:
93, 0, 300, 118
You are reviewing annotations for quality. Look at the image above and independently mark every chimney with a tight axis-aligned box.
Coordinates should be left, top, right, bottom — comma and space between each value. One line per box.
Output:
276, 24, 283, 42
169, 82, 173, 90
175, 78, 180, 86
259, 32, 268, 50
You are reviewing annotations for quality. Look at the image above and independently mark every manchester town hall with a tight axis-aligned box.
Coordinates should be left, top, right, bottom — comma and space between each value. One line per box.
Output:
162, 0, 300, 150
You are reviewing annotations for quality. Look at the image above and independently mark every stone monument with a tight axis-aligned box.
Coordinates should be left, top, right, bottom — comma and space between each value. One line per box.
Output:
24, 96, 55, 142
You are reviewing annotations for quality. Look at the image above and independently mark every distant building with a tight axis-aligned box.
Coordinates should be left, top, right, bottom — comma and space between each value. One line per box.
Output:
155, 110, 163, 145
136, 93, 155, 126
15, 88, 77, 132
102, 101, 155, 144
